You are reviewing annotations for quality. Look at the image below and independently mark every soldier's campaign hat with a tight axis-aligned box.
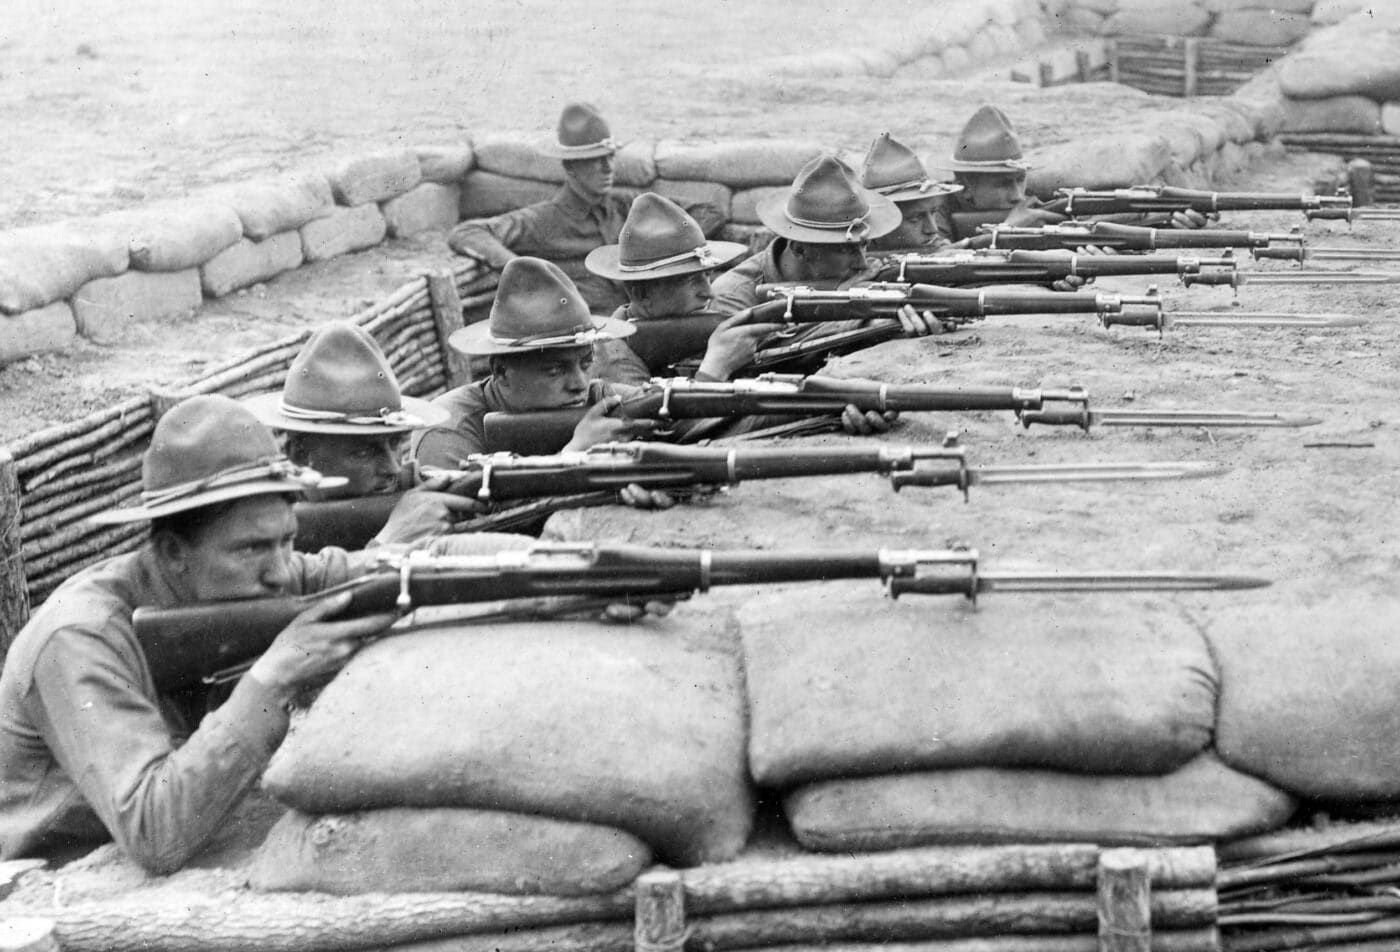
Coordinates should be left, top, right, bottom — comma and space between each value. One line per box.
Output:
585, 193, 748, 281
859, 133, 964, 203
946, 105, 1033, 174
243, 321, 448, 436
92, 395, 343, 524
538, 102, 619, 160
450, 257, 635, 357
756, 153, 901, 244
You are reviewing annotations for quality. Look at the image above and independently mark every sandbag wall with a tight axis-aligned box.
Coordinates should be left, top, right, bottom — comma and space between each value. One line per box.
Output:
0, 257, 496, 649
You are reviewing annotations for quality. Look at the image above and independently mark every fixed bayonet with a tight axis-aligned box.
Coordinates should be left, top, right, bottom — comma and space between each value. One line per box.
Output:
890, 459, 1224, 494
900, 567, 1272, 600
1101, 300, 1367, 332
1021, 407, 1322, 430
1183, 269, 1400, 292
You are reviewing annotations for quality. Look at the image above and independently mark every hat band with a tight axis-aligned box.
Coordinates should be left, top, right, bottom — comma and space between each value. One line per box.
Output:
876, 177, 938, 196
279, 399, 424, 429
555, 137, 617, 154
618, 244, 722, 273
141, 457, 324, 508
954, 157, 1031, 171
786, 212, 871, 243
492, 322, 607, 348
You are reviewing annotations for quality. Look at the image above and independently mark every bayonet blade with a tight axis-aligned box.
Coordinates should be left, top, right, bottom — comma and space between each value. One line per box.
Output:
1165, 311, 1366, 329
967, 460, 1225, 484
1021, 407, 1321, 428
1305, 247, 1400, 262
1235, 270, 1400, 285
1354, 208, 1400, 221
974, 572, 1273, 593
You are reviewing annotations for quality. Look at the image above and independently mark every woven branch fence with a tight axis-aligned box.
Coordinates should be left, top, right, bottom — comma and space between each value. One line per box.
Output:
1109, 36, 1294, 99
1280, 134, 1400, 205
0, 256, 499, 649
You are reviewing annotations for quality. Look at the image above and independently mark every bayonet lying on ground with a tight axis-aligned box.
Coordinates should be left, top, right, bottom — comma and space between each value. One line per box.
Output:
753, 283, 1364, 335
293, 437, 1227, 550
481, 374, 1321, 455
133, 542, 1272, 691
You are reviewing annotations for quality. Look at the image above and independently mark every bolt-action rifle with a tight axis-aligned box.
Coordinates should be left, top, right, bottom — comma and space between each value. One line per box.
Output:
292, 438, 1226, 550
133, 542, 1272, 692
480, 374, 1320, 456
1044, 185, 1355, 222
874, 249, 1239, 286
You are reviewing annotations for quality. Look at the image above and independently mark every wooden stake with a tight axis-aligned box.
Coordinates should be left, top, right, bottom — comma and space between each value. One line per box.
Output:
1108, 39, 1120, 84
1182, 39, 1198, 98
1348, 159, 1376, 207
636, 868, 686, 952
427, 271, 471, 389
1098, 850, 1151, 952
0, 449, 30, 657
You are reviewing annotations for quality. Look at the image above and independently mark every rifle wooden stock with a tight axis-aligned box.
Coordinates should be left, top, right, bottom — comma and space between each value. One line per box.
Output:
482, 377, 1085, 454
294, 493, 403, 552
622, 312, 727, 373
980, 222, 1305, 258
1050, 186, 1351, 219
876, 250, 1232, 286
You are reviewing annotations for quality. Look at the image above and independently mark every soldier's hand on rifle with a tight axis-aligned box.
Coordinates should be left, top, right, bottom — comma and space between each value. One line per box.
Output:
1051, 275, 1089, 292
599, 597, 678, 624
897, 304, 953, 336
248, 590, 399, 701
619, 483, 676, 511
563, 396, 657, 452
841, 404, 898, 435
373, 476, 485, 545
697, 308, 788, 381
1169, 209, 1211, 229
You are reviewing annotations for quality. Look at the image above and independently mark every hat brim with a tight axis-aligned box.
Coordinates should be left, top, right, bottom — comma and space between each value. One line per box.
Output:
943, 158, 1034, 174
449, 314, 637, 357
584, 240, 748, 281
90, 474, 347, 525
755, 191, 902, 244
242, 392, 450, 434
537, 138, 621, 160
883, 181, 965, 203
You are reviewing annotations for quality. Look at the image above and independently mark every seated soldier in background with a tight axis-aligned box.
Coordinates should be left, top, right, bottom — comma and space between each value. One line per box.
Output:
447, 102, 723, 313
412, 256, 655, 468
937, 105, 1207, 248
243, 321, 482, 546
0, 395, 402, 873
859, 132, 963, 257
584, 192, 786, 386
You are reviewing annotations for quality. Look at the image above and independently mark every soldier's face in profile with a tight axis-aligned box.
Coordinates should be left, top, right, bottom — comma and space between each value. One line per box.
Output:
792, 240, 869, 282
961, 172, 1026, 211
883, 197, 941, 249
163, 496, 298, 602
293, 433, 408, 499
564, 155, 615, 203
635, 271, 713, 317
497, 345, 595, 410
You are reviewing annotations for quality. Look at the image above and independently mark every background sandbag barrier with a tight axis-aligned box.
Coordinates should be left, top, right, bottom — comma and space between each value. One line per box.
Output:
0, 255, 494, 650
0, 843, 1219, 952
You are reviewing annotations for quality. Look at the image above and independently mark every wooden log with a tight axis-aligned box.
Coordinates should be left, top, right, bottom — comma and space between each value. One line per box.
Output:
427, 269, 472, 386
22, 472, 141, 525
40, 889, 633, 952
1099, 850, 1151, 952
1222, 917, 1400, 951
27, 530, 144, 603
685, 890, 1217, 950
0, 919, 59, 952
0, 450, 31, 656
343, 920, 633, 952
20, 454, 142, 511
21, 423, 151, 491
679, 847, 1216, 914
1219, 820, 1400, 864
636, 868, 686, 952
15, 403, 152, 481
24, 521, 147, 580
5, 396, 148, 461
148, 385, 196, 422
1218, 851, 1400, 892
714, 932, 1220, 952
1349, 160, 1376, 206
20, 483, 140, 544
1221, 896, 1400, 918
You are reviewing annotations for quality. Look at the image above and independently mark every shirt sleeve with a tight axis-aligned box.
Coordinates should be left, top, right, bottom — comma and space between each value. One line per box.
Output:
447, 210, 531, 268
414, 424, 487, 471
28, 623, 290, 874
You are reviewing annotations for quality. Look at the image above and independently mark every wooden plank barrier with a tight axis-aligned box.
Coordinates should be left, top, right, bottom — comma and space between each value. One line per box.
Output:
0, 261, 496, 647
1108, 35, 1293, 99
1281, 134, 1400, 204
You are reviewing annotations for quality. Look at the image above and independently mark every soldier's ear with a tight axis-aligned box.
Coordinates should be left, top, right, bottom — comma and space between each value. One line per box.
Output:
152, 529, 191, 575
789, 241, 808, 259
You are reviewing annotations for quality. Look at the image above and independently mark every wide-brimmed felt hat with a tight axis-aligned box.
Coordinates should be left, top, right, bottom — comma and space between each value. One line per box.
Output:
756, 153, 901, 244
450, 257, 635, 357
859, 133, 964, 203
92, 394, 343, 524
538, 102, 619, 160
945, 105, 1033, 174
584, 193, 747, 281
243, 321, 448, 435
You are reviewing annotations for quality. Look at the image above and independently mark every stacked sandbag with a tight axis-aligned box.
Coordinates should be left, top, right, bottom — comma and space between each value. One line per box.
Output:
262, 618, 753, 868
0, 224, 129, 316
1275, 14, 1400, 134
1103, 0, 1213, 36
1026, 131, 1174, 194
738, 581, 1299, 851
1209, 594, 1400, 802
249, 807, 650, 896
